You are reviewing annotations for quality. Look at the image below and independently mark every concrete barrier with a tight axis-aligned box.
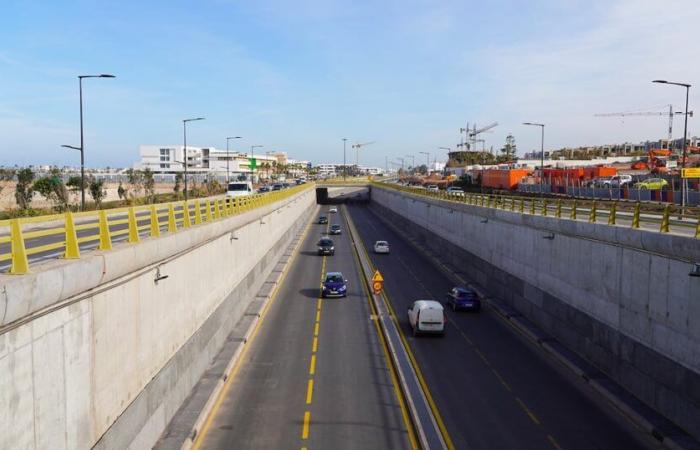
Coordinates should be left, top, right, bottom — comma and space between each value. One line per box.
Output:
0, 188, 315, 449
371, 185, 700, 440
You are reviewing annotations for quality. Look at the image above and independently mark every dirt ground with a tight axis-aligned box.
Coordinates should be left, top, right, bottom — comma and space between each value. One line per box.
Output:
0, 182, 175, 211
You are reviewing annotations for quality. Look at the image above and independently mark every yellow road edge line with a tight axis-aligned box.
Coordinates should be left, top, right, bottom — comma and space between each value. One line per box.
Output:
548, 434, 564, 450
306, 379, 314, 404
315, 310, 321, 322
516, 397, 541, 425
343, 205, 420, 450
302, 411, 311, 439
312, 336, 318, 353
309, 355, 316, 375
313, 322, 320, 336
190, 208, 317, 450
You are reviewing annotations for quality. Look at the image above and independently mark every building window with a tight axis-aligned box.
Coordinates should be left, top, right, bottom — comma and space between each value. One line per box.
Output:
160, 164, 169, 169
160, 148, 169, 155
160, 155, 169, 161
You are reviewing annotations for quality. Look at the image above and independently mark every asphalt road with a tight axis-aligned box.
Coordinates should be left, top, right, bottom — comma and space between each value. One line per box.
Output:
347, 204, 661, 450
195, 205, 411, 450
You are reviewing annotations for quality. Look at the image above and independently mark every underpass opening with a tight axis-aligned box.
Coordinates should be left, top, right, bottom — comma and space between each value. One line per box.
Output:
316, 186, 371, 205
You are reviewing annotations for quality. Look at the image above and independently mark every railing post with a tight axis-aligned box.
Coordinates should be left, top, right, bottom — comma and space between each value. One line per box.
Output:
660, 204, 670, 233
183, 201, 192, 228
215, 199, 223, 219
205, 199, 213, 222
150, 205, 161, 237
631, 202, 640, 229
555, 200, 562, 218
542, 199, 548, 216
98, 210, 112, 250
571, 200, 577, 220
511, 198, 516, 212
9, 219, 29, 274
128, 207, 140, 243
519, 199, 524, 214
695, 218, 700, 239
64, 211, 80, 259
168, 203, 178, 232
589, 200, 597, 223
529, 198, 535, 215
608, 202, 617, 226
194, 200, 202, 225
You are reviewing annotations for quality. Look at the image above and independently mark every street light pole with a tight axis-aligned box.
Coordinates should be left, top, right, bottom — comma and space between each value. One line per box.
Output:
226, 136, 242, 184
342, 138, 347, 181
250, 145, 263, 183
523, 122, 545, 196
419, 151, 430, 174
72, 74, 115, 210
183, 117, 205, 201
653, 80, 692, 212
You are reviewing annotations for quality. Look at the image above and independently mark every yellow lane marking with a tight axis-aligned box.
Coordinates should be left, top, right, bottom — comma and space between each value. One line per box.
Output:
343, 206, 419, 450
315, 310, 321, 322
317, 299, 322, 310
548, 434, 564, 450
309, 354, 316, 375
314, 322, 320, 337
302, 411, 311, 439
491, 369, 512, 392
191, 209, 316, 450
312, 336, 318, 353
306, 379, 314, 404
516, 397, 541, 425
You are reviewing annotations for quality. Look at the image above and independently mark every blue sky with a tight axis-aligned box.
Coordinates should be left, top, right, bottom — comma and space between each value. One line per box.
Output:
1, 0, 699, 168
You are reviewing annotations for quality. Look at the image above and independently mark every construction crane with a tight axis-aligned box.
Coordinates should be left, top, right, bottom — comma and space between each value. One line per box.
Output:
594, 105, 693, 145
458, 122, 498, 150
351, 141, 375, 170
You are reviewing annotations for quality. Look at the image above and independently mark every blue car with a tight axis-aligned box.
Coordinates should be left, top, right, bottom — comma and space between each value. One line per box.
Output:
445, 287, 480, 312
322, 271, 347, 298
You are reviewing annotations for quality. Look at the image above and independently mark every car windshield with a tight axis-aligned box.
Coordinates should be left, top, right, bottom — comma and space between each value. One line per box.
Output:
325, 274, 343, 283
319, 239, 333, 246
456, 290, 474, 299
227, 183, 248, 191
376, 241, 387, 246
331, 225, 340, 229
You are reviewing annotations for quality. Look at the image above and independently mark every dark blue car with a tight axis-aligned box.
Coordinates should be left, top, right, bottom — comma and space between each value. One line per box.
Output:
322, 271, 347, 298
445, 287, 480, 311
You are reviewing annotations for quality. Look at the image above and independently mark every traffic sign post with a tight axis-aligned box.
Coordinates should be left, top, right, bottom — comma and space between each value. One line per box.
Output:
372, 270, 384, 295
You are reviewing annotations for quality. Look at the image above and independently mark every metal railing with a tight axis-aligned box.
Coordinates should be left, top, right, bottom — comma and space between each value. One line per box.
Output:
0, 183, 312, 275
373, 182, 700, 239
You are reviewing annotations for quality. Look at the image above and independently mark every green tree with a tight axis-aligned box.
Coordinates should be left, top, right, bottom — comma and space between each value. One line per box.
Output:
498, 134, 517, 163
33, 170, 69, 211
173, 173, 183, 197
88, 177, 106, 208
117, 181, 127, 200
126, 168, 144, 200
142, 168, 155, 202
15, 168, 35, 211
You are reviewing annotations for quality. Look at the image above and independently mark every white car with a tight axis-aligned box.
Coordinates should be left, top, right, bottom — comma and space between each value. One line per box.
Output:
329, 207, 338, 213
426, 185, 439, 192
446, 187, 465, 196
407, 300, 445, 336
373, 241, 390, 254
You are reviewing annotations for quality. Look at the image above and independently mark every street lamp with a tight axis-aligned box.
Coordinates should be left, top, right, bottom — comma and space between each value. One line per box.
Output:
523, 122, 545, 196
406, 154, 415, 172
419, 151, 430, 174
68, 74, 115, 211
226, 136, 242, 184
342, 138, 348, 181
183, 117, 205, 201
653, 80, 692, 211
250, 145, 263, 183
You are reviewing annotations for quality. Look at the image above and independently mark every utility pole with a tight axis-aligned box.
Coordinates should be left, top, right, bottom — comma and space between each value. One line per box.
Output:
342, 138, 347, 180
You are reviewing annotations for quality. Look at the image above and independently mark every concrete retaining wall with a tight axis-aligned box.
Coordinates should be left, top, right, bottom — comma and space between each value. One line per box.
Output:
0, 188, 315, 449
371, 185, 700, 439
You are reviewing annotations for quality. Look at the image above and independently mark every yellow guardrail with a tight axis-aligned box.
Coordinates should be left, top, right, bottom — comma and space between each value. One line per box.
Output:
317, 178, 373, 184
373, 182, 700, 239
1, 183, 312, 275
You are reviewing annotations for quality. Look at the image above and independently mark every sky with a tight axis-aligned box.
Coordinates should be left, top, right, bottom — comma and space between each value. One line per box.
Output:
1, 0, 699, 169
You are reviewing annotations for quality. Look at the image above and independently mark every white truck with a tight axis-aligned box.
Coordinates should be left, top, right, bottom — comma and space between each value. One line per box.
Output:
226, 181, 253, 197
407, 300, 446, 336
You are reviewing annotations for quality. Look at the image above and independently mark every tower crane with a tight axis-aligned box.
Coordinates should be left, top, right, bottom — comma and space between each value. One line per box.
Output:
458, 122, 498, 150
594, 105, 693, 146
351, 141, 375, 170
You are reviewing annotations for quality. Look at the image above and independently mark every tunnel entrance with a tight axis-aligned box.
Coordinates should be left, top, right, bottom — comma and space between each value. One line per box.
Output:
315, 186, 370, 205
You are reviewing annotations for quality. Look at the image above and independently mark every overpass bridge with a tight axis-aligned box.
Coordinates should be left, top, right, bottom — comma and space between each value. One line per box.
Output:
1, 183, 699, 450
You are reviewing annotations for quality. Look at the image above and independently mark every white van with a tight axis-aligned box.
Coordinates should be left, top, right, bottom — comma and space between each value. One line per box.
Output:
407, 300, 446, 336
226, 181, 253, 197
